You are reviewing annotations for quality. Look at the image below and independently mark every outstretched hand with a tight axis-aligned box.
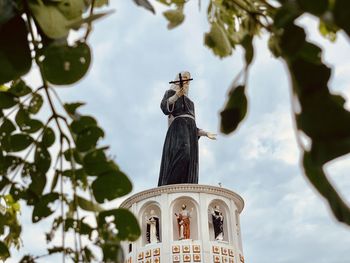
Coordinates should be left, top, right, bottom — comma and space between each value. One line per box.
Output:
206, 132, 217, 140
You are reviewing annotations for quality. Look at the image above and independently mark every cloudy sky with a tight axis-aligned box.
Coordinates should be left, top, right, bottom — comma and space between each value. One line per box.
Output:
9, 0, 350, 262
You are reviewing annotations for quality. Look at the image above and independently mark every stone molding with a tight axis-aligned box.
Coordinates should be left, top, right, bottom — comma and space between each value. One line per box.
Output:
120, 184, 244, 212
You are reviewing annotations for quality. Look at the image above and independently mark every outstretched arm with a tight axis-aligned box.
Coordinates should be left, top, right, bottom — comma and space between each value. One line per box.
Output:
198, 129, 217, 140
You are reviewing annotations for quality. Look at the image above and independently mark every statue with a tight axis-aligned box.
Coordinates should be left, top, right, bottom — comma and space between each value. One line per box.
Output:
175, 204, 192, 240
158, 71, 216, 186
211, 205, 224, 241
145, 210, 160, 244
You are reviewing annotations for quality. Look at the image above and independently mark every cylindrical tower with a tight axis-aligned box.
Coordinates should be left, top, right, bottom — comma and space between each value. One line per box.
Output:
121, 184, 244, 263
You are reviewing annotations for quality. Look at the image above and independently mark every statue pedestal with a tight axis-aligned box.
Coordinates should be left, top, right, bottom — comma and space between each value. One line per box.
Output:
121, 184, 245, 263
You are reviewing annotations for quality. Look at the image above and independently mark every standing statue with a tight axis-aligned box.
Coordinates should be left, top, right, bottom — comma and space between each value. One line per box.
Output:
211, 205, 224, 241
145, 210, 160, 244
158, 71, 216, 186
175, 204, 192, 240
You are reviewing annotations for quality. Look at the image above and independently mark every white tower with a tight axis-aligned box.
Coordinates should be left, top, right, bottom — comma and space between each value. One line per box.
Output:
121, 184, 245, 263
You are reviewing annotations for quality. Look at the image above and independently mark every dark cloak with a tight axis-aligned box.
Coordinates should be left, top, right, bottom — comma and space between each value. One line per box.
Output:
158, 89, 199, 186
212, 211, 224, 239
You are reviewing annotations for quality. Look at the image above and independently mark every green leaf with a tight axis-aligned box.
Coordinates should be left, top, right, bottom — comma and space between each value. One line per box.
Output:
133, 0, 155, 14
92, 169, 132, 203
7, 134, 33, 152
15, 108, 43, 133
163, 9, 185, 29
279, 24, 306, 57
220, 85, 248, 134
310, 138, 350, 165
41, 127, 55, 148
42, 43, 91, 85
62, 169, 88, 189
35, 146, 51, 173
63, 148, 83, 164
296, 0, 328, 15
0, 155, 22, 174
268, 34, 282, 58
290, 58, 331, 95
83, 149, 113, 175
333, 0, 350, 36
57, 0, 85, 20
28, 94, 44, 114
0, 92, 17, 109
67, 11, 113, 29
32, 192, 59, 222
64, 102, 85, 116
76, 126, 104, 152
29, 169, 47, 197
274, 1, 300, 29
9, 80, 32, 97
22, 119, 44, 134
15, 107, 29, 127
242, 35, 254, 66
0, 16, 32, 84
50, 170, 60, 191
94, 0, 109, 8
0, 118, 16, 136
29, 1, 70, 39
0, 0, 15, 25
76, 195, 103, 212
71, 116, 97, 133
204, 23, 232, 58
98, 208, 140, 241
303, 152, 350, 225
0, 241, 10, 260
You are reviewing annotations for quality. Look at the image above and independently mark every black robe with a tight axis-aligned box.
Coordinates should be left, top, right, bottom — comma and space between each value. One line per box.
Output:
212, 211, 224, 239
158, 89, 199, 186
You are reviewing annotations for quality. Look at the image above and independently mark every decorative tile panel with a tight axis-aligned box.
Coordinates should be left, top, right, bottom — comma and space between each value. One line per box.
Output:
240, 254, 244, 263
138, 252, 144, 260
145, 250, 151, 258
154, 256, 160, 263
153, 248, 160, 256
172, 245, 180, 254
193, 254, 201, 262
222, 256, 228, 263
182, 245, 191, 253
183, 254, 191, 262
229, 258, 235, 263
173, 254, 180, 263
229, 249, 234, 257
213, 255, 221, 263
221, 247, 228, 255
212, 246, 220, 254
193, 245, 201, 253
145, 259, 151, 263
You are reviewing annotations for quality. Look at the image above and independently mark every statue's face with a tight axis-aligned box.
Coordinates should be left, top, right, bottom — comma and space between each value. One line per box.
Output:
182, 72, 191, 85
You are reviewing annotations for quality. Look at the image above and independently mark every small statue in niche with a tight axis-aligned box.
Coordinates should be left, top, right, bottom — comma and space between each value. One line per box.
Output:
145, 209, 160, 244
211, 205, 224, 241
175, 204, 192, 240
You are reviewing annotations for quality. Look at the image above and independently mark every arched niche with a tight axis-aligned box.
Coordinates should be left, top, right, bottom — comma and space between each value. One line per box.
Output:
171, 197, 199, 241
139, 202, 161, 246
208, 199, 230, 243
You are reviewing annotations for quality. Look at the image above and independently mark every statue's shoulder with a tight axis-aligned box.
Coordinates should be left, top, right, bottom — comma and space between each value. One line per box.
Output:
165, 89, 176, 95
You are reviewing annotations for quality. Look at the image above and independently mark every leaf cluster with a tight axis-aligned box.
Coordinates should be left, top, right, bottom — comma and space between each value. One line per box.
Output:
0, 0, 140, 261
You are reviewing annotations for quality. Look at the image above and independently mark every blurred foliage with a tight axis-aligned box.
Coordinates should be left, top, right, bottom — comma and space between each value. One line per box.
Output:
134, 0, 350, 226
0, 0, 140, 262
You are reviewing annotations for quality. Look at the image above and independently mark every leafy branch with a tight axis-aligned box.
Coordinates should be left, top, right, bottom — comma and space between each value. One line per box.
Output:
0, 0, 140, 261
